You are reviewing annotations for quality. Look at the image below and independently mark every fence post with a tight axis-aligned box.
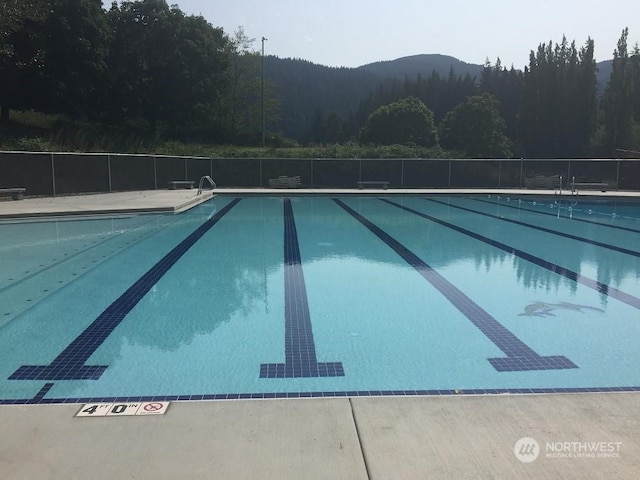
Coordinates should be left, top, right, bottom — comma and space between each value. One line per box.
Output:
616, 159, 620, 190
401, 159, 404, 187
519, 159, 523, 188
153, 155, 157, 190
448, 160, 452, 188
107, 154, 112, 192
50, 153, 56, 197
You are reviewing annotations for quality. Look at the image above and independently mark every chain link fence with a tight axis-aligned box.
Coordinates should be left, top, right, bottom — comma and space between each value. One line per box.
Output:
1, 151, 639, 195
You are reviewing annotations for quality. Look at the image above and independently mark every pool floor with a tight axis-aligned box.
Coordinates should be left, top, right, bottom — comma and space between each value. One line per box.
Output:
1, 195, 640, 404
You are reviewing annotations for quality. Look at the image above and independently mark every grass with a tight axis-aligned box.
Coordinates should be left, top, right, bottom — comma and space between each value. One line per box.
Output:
0, 110, 460, 159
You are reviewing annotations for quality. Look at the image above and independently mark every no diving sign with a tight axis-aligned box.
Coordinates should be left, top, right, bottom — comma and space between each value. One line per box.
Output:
76, 401, 170, 417
138, 402, 167, 415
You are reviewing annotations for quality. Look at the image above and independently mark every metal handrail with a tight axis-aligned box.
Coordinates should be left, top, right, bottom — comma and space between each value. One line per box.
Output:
197, 175, 216, 195
555, 175, 563, 195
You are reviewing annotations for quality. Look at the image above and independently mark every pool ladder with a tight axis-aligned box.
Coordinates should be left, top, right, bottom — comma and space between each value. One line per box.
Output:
554, 175, 563, 195
197, 175, 216, 195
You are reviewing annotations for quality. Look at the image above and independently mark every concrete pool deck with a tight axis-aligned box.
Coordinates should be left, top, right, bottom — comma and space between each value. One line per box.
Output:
0, 189, 216, 218
1, 186, 640, 219
2, 394, 639, 479
1, 188, 640, 479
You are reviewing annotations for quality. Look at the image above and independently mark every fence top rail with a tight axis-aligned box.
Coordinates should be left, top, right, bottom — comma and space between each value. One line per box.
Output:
2, 151, 639, 162
210, 157, 639, 162
0, 150, 210, 160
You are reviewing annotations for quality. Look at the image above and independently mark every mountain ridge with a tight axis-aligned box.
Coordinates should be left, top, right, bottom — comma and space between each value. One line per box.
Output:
357, 53, 612, 89
357, 53, 484, 78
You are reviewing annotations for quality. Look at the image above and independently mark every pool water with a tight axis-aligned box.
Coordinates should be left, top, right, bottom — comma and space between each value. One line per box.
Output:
1, 195, 640, 403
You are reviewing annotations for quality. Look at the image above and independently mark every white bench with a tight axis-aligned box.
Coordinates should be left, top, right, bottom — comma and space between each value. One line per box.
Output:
357, 180, 389, 189
570, 180, 608, 195
0, 187, 26, 200
268, 176, 301, 188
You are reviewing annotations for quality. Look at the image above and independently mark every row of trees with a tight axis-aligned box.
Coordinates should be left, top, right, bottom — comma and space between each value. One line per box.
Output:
1, 0, 639, 157
357, 93, 511, 158
0, 0, 270, 142
601, 28, 640, 155
310, 32, 640, 158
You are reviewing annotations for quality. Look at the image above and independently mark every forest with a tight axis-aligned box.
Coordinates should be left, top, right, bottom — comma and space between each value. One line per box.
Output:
1, 0, 640, 158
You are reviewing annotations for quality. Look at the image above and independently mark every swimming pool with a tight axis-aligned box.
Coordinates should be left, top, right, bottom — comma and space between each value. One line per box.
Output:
1, 195, 640, 404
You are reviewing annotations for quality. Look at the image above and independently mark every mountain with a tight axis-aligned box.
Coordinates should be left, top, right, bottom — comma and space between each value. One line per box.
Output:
360, 53, 613, 91
265, 57, 380, 141
358, 54, 484, 80
596, 60, 612, 95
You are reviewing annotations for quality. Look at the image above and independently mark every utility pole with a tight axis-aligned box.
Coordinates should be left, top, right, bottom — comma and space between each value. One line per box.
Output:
261, 36, 267, 148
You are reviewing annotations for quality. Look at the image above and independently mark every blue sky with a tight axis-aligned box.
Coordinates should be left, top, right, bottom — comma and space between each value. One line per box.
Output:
170, 0, 637, 68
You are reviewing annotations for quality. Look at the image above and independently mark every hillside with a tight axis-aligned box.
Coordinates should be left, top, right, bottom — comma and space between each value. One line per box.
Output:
596, 60, 613, 95
265, 57, 380, 141
358, 54, 484, 79
266, 54, 487, 141
266, 53, 614, 141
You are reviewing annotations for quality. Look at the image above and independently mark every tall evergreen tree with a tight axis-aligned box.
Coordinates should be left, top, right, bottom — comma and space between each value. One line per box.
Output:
520, 36, 597, 157
325, 112, 343, 143
602, 28, 636, 153
309, 107, 327, 144
480, 58, 524, 148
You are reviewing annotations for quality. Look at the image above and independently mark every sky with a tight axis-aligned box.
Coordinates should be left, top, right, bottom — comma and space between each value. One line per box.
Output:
169, 0, 638, 68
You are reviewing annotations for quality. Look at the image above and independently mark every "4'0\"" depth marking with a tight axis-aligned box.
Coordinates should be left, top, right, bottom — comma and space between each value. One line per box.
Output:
75, 401, 170, 417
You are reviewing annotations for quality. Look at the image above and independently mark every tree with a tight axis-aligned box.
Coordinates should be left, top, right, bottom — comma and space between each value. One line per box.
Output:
40, 0, 110, 117
519, 36, 597, 157
480, 58, 524, 146
308, 107, 326, 143
601, 28, 636, 153
222, 26, 262, 141
1, 1, 110, 123
0, 0, 47, 123
325, 111, 343, 143
105, 0, 230, 140
0, 1, 45, 66
360, 96, 437, 146
439, 94, 511, 157
307, 108, 344, 144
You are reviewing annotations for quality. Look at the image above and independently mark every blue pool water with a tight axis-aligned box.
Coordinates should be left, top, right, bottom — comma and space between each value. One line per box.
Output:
1, 195, 640, 404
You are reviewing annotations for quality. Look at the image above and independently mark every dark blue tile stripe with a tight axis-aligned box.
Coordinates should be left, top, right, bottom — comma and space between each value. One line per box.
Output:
4, 385, 640, 405
475, 197, 640, 235
32, 383, 54, 402
9, 198, 242, 382
333, 199, 576, 372
382, 199, 640, 311
431, 198, 640, 258
260, 199, 344, 378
